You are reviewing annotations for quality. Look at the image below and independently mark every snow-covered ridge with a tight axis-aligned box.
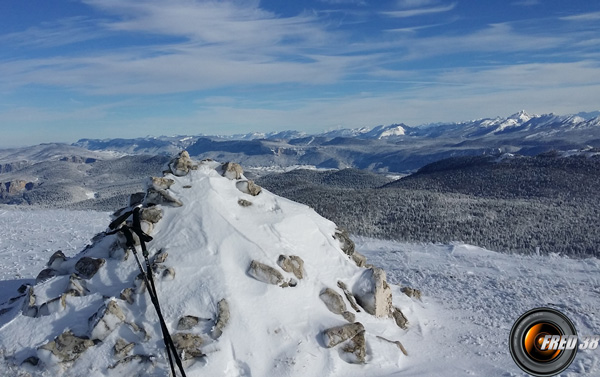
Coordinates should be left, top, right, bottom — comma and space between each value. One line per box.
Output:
0, 153, 413, 376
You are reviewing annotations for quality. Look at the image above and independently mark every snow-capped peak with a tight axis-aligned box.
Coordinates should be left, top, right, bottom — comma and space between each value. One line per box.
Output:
0, 154, 411, 376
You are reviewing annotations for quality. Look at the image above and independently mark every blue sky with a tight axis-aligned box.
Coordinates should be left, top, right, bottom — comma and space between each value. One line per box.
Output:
1, 0, 599, 147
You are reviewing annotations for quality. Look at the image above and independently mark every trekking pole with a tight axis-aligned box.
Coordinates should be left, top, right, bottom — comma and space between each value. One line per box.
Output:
108, 209, 187, 377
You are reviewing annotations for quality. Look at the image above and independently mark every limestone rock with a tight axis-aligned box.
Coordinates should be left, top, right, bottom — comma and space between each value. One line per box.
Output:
169, 150, 196, 176
140, 206, 163, 224
120, 287, 135, 305
238, 198, 252, 207
401, 286, 422, 301
109, 354, 154, 370
172, 333, 204, 360
36, 268, 58, 284
391, 306, 409, 329
153, 250, 168, 264
322, 322, 365, 348
145, 188, 183, 207
333, 228, 366, 267
162, 267, 176, 280
351, 251, 367, 268
177, 315, 200, 331
277, 255, 304, 280
89, 300, 126, 341
114, 338, 135, 358
221, 162, 244, 180
236, 180, 262, 196
148, 176, 175, 190
376, 336, 408, 356
39, 330, 94, 362
319, 288, 347, 315
38, 295, 66, 316
65, 274, 88, 297
75, 257, 105, 279
341, 331, 366, 364
248, 260, 284, 286
47, 250, 67, 269
21, 286, 37, 317
342, 311, 356, 323
212, 299, 230, 339
337, 281, 361, 312
353, 267, 392, 318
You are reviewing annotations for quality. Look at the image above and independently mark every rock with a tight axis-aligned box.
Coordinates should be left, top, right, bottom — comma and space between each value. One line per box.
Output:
39, 330, 95, 362
129, 192, 146, 207
238, 198, 252, 207
65, 274, 88, 297
114, 338, 135, 358
172, 333, 205, 360
109, 354, 154, 370
353, 267, 392, 318
153, 250, 168, 264
351, 251, 367, 267
169, 150, 196, 176
401, 287, 422, 300
248, 260, 284, 286
120, 287, 135, 305
376, 336, 408, 356
342, 311, 356, 323
221, 162, 244, 180
145, 188, 183, 207
333, 228, 355, 256
140, 206, 163, 224
162, 267, 176, 280
38, 295, 67, 316
140, 220, 153, 235
212, 299, 230, 339
235, 180, 262, 196
319, 288, 347, 315
277, 255, 304, 279
177, 315, 200, 331
36, 268, 58, 284
47, 250, 67, 269
148, 176, 175, 190
322, 322, 365, 348
391, 306, 409, 329
22, 356, 40, 366
341, 331, 366, 364
337, 281, 361, 312
333, 228, 367, 267
75, 257, 106, 279
89, 300, 126, 341
21, 286, 37, 317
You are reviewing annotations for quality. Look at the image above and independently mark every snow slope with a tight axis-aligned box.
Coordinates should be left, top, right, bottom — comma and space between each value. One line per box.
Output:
0, 213, 599, 375
0, 161, 409, 376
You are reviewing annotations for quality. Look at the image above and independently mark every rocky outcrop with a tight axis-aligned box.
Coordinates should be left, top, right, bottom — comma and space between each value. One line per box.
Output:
172, 333, 204, 360
39, 330, 95, 363
236, 180, 262, 196
168, 151, 197, 176
212, 299, 230, 339
75, 257, 105, 279
322, 322, 365, 348
277, 255, 304, 280
89, 300, 126, 341
145, 188, 183, 207
221, 162, 244, 180
353, 267, 392, 318
248, 260, 284, 286
333, 228, 367, 267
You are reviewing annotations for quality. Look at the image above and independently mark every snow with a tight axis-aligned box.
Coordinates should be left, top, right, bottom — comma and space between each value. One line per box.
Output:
0, 199, 599, 375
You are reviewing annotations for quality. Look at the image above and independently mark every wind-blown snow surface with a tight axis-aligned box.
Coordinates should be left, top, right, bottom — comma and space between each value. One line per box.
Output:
1, 213, 599, 375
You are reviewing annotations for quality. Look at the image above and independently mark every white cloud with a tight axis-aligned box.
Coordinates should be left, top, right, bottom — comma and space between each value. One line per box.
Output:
561, 11, 600, 21
382, 3, 456, 18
